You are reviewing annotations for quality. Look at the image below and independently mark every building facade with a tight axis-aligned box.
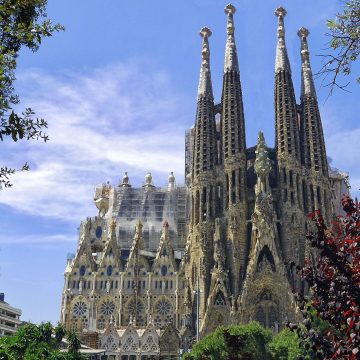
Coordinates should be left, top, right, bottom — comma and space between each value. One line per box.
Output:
0, 293, 22, 337
60, 5, 350, 359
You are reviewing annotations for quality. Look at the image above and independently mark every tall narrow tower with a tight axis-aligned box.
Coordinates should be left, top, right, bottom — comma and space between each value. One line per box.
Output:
298, 27, 331, 220
221, 4, 248, 296
274, 7, 304, 270
188, 26, 218, 320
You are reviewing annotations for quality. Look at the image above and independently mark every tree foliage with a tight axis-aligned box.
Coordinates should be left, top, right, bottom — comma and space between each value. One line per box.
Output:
268, 329, 306, 360
183, 322, 273, 360
290, 196, 360, 359
0, 322, 84, 360
182, 323, 311, 360
318, 0, 360, 93
0, 0, 64, 188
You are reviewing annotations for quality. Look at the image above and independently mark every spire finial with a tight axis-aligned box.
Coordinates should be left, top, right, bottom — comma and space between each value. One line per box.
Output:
275, 7, 287, 39
224, 4, 236, 35
200, 27, 211, 61
297, 27, 316, 99
135, 219, 143, 235
274, 7, 291, 73
224, 3, 239, 72
298, 27, 310, 63
197, 27, 213, 99
161, 220, 170, 242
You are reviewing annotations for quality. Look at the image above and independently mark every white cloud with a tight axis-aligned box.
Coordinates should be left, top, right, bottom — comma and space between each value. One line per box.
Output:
0, 232, 74, 245
0, 63, 189, 221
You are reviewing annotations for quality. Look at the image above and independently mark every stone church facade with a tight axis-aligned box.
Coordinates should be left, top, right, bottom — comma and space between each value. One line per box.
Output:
60, 4, 350, 359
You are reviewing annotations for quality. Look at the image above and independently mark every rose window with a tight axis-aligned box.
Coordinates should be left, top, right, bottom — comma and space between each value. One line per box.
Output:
126, 300, 145, 325
73, 301, 87, 316
156, 299, 171, 315
127, 300, 144, 316
101, 300, 116, 316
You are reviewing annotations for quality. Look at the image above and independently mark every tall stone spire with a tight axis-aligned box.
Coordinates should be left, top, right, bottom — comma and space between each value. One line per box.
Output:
224, 4, 239, 72
197, 27, 213, 100
221, 3, 246, 160
298, 27, 328, 176
274, 8, 302, 266
193, 27, 217, 178
220, 3, 248, 299
275, 7, 291, 74
298, 27, 316, 99
189, 27, 218, 324
274, 7, 300, 161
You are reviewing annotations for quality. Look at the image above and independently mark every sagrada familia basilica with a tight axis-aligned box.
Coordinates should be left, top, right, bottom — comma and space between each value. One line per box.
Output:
60, 4, 349, 359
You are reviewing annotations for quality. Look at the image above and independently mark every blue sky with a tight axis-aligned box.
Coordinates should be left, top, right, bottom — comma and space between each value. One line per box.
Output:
0, 0, 359, 324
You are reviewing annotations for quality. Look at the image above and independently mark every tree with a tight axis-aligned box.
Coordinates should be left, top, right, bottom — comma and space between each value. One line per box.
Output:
318, 0, 360, 93
0, 0, 64, 188
0, 322, 84, 360
183, 322, 272, 360
268, 329, 306, 360
289, 196, 360, 359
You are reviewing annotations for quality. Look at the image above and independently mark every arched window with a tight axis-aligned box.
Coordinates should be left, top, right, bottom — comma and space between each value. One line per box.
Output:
124, 299, 145, 326
256, 306, 266, 327
154, 298, 173, 328
256, 246, 276, 272
214, 291, 226, 307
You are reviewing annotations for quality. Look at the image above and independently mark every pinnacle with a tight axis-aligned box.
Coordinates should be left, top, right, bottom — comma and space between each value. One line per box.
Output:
200, 27, 212, 38
275, 6, 287, 18
224, 3, 236, 15
298, 26, 310, 38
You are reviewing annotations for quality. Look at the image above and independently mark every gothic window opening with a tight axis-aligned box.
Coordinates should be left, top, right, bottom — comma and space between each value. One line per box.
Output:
256, 246, 276, 272
102, 335, 118, 351
125, 299, 145, 326
216, 184, 223, 216
154, 298, 173, 328
73, 301, 87, 316
195, 191, 200, 224
302, 179, 308, 212
100, 300, 116, 316
141, 335, 159, 353
122, 334, 138, 352
202, 187, 207, 221
256, 306, 266, 327
214, 291, 226, 307
209, 185, 213, 217
71, 300, 88, 331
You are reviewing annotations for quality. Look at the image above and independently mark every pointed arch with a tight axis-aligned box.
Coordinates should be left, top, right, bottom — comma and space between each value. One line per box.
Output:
256, 246, 276, 272
154, 296, 174, 329
121, 327, 139, 353
255, 306, 266, 327
69, 296, 89, 331
97, 296, 117, 330
213, 291, 226, 307
123, 298, 146, 326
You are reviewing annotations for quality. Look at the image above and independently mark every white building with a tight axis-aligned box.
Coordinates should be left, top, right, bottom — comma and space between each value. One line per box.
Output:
0, 293, 22, 337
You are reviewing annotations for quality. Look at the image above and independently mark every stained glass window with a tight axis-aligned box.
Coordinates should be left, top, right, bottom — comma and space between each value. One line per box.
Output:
156, 299, 171, 315
79, 265, 86, 277
73, 301, 88, 316
161, 265, 167, 276
101, 300, 116, 316
96, 226, 102, 238
107, 265, 113, 276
